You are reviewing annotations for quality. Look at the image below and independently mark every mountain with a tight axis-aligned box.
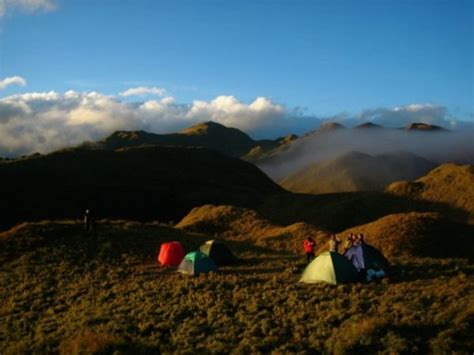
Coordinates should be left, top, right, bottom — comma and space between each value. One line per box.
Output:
404, 122, 446, 131
249, 121, 471, 181
242, 133, 298, 162
280, 151, 437, 194
244, 122, 346, 168
386, 163, 474, 223
0, 145, 284, 231
94, 121, 281, 158
315, 122, 346, 133
354, 122, 383, 129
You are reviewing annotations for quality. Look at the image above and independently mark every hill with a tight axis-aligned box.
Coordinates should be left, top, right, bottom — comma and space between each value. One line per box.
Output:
336, 212, 474, 259
177, 205, 474, 259
386, 163, 474, 223
280, 151, 437, 194
94, 121, 281, 158
177, 204, 326, 253
0, 145, 284, 231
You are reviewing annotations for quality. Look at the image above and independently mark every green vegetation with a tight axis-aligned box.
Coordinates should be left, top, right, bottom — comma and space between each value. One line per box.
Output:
1, 221, 473, 354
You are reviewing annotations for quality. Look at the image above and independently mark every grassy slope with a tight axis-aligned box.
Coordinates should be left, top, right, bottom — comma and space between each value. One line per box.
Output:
387, 163, 474, 223
1, 221, 473, 354
177, 204, 328, 254
336, 212, 474, 259
0, 145, 283, 231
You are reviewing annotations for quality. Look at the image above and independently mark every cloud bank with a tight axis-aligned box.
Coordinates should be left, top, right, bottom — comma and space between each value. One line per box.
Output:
0, 91, 291, 156
0, 76, 27, 90
0, 88, 471, 157
0, 0, 56, 16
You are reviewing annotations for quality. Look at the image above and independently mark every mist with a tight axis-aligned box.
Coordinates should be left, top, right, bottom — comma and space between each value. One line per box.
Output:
258, 127, 474, 180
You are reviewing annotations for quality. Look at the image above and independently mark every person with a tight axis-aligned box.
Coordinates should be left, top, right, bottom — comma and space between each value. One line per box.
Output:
328, 234, 341, 253
353, 234, 361, 246
84, 209, 96, 235
303, 237, 316, 264
343, 233, 354, 252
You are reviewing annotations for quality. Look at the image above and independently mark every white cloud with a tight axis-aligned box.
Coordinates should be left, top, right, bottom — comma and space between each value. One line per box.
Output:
0, 91, 291, 156
0, 0, 56, 17
0, 76, 27, 90
120, 86, 167, 97
0, 89, 466, 158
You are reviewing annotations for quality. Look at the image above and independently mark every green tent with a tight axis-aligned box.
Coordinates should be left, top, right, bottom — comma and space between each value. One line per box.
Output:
300, 251, 359, 285
178, 251, 218, 276
199, 240, 238, 266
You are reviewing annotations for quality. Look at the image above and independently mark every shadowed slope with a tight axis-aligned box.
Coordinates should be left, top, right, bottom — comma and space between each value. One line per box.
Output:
0, 145, 283, 231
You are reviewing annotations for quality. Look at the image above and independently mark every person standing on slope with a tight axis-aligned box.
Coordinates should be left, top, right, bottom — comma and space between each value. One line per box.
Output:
303, 237, 316, 264
84, 209, 96, 236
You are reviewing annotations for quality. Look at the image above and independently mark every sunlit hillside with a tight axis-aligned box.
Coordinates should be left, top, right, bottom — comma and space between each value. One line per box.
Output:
387, 163, 474, 223
1, 221, 473, 354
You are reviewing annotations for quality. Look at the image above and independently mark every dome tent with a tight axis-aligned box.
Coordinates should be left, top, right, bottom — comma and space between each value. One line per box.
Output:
178, 251, 218, 276
344, 243, 389, 271
158, 241, 185, 267
199, 240, 238, 266
300, 251, 359, 285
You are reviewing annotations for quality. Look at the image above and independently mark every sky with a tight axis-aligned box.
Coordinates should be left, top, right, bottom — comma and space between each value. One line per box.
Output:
0, 0, 472, 155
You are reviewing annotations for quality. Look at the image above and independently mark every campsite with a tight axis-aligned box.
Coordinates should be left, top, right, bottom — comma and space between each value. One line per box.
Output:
1, 1, 473, 353
1, 208, 473, 353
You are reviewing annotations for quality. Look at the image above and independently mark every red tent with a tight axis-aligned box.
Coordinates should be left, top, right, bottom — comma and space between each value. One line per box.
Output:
158, 241, 185, 267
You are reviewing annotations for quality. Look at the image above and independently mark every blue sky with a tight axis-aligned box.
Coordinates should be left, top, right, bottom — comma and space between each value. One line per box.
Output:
0, 0, 472, 155
1, 0, 472, 116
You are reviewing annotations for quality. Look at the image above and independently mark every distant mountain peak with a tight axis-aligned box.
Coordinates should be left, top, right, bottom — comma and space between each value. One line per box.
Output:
355, 122, 382, 129
405, 122, 446, 131
180, 121, 230, 135
318, 122, 346, 132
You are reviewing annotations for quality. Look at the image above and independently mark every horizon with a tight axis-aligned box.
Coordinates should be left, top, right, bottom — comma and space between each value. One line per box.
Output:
0, 0, 473, 155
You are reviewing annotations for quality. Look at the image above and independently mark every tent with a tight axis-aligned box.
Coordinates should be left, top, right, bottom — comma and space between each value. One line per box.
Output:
178, 251, 218, 276
300, 251, 359, 285
199, 240, 238, 266
344, 243, 389, 271
158, 241, 185, 267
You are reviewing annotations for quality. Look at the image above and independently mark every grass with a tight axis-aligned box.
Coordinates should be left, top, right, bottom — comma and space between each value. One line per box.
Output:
387, 163, 474, 223
1, 220, 473, 354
